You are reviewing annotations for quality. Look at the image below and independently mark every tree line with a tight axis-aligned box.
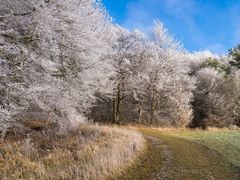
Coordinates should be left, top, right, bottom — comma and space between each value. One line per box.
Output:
0, 0, 239, 136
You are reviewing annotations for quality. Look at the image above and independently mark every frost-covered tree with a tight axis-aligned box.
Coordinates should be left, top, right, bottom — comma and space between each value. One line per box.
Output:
31, 0, 115, 130
188, 51, 217, 75
1, 0, 238, 133
188, 52, 237, 128
0, 0, 115, 134
109, 27, 148, 123
132, 21, 195, 126
190, 68, 229, 128
232, 70, 240, 125
0, 0, 39, 135
229, 44, 240, 69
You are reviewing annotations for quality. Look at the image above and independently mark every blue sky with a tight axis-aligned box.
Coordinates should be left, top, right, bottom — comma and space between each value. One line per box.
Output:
102, 0, 240, 53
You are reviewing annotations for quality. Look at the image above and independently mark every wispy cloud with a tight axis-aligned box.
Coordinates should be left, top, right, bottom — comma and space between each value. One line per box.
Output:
122, 0, 206, 50
123, 0, 159, 32
205, 43, 226, 54
120, 0, 240, 53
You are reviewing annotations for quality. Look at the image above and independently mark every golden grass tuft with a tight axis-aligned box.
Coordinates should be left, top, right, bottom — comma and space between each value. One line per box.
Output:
0, 124, 144, 180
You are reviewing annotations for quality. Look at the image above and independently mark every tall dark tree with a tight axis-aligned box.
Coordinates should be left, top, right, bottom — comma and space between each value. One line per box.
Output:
229, 44, 240, 69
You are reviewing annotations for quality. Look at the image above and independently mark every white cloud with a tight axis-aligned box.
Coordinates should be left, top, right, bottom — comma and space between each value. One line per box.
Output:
121, 0, 240, 53
205, 43, 226, 54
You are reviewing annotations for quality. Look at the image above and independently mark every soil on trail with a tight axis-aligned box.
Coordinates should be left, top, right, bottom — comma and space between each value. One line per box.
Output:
112, 128, 239, 180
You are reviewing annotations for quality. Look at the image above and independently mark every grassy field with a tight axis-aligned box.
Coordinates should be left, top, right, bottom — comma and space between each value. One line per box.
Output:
160, 129, 240, 167
114, 128, 240, 180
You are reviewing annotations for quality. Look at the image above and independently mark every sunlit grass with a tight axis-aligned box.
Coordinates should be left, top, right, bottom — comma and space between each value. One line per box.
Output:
162, 129, 240, 167
110, 137, 164, 180
0, 125, 144, 180
115, 127, 239, 179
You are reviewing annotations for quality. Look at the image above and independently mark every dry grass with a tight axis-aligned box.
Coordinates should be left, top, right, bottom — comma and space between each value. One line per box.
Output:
0, 124, 144, 180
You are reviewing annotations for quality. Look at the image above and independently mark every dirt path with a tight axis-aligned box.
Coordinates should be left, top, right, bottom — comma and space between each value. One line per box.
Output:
149, 136, 173, 179
112, 128, 238, 180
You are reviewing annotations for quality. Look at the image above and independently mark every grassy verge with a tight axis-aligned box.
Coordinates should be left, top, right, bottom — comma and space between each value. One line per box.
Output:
159, 129, 240, 167
114, 128, 239, 179
110, 137, 164, 180
142, 128, 237, 179
0, 125, 144, 180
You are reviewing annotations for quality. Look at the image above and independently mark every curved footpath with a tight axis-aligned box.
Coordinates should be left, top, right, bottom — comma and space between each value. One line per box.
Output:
111, 128, 239, 180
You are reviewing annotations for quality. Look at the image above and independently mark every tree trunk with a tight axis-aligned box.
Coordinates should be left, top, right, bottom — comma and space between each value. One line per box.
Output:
150, 100, 154, 124
150, 94, 155, 125
113, 83, 122, 124
137, 101, 144, 123
150, 90, 159, 125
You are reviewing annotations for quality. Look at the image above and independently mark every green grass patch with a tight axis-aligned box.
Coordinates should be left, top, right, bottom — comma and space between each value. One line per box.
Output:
141, 128, 237, 180
162, 129, 240, 167
116, 128, 239, 179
